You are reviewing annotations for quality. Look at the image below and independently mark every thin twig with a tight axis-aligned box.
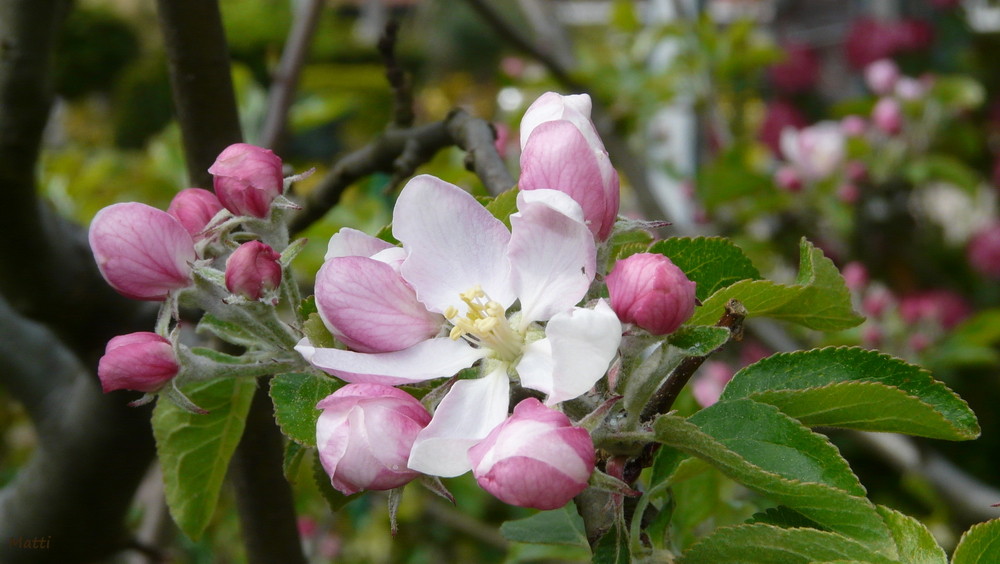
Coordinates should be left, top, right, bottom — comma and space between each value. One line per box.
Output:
378, 19, 414, 129
289, 108, 513, 233
259, 0, 325, 151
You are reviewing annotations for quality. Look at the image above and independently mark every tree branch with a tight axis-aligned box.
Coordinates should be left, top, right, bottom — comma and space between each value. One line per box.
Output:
155, 0, 243, 188
258, 0, 325, 151
289, 108, 513, 234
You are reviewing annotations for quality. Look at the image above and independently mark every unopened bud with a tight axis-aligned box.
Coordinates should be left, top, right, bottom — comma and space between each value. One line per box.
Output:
98, 332, 179, 393
208, 143, 284, 218
225, 241, 282, 301
605, 253, 697, 335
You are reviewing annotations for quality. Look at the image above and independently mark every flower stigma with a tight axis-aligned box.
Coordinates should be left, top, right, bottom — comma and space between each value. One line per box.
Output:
444, 285, 523, 363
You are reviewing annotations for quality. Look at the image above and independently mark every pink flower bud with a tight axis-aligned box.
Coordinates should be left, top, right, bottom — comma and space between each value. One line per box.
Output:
89, 202, 196, 301
864, 59, 900, 95
468, 398, 595, 510
862, 286, 894, 318
692, 361, 734, 408
208, 143, 284, 218
316, 384, 431, 495
98, 332, 179, 393
899, 289, 971, 329
841, 261, 869, 291
167, 188, 224, 240
840, 115, 868, 137
519, 119, 620, 241
225, 241, 282, 301
872, 97, 903, 135
769, 42, 821, 95
967, 223, 1000, 279
774, 165, 803, 192
519, 92, 620, 241
606, 253, 697, 335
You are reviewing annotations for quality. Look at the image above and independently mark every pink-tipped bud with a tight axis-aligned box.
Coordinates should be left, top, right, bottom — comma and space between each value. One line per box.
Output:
208, 143, 284, 218
864, 59, 900, 95
774, 165, 803, 192
967, 223, 1000, 279
840, 115, 868, 137
89, 202, 196, 301
606, 253, 697, 335
316, 384, 431, 495
225, 241, 282, 301
872, 97, 903, 135
692, 361, 735, 408
468, 398, 595, 510
98, 332, 179, 393
167, 188, 224, 240
519, 92, 619, 241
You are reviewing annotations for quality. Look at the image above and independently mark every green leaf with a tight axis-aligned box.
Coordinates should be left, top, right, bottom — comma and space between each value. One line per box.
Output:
499, 504, 589, 548
648, 237, 761, 301
678, 524, 896, 563
594, 524, 630, 564
749, 506, 822, 529
152, 377, 257, 541
302, 312, 336, 349
270, 372, 342, 446
654, 410, 894, 554
952, 518, 1000, 564
283, 440, 306, 482
482, 186, 518, 229
721, 347, 980, 441
904, 155, 980, 194
688, 399, 865, 496
690, 238, 863, 331
876, 506, 947, 564
667, 325, 733, 356
196, 313, 259, 348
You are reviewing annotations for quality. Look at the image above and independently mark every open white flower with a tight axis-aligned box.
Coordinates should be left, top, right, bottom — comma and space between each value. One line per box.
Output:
296, 175, 621, 477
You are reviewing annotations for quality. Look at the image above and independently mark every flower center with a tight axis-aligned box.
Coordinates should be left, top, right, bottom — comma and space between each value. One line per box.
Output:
444, 285, 523, 363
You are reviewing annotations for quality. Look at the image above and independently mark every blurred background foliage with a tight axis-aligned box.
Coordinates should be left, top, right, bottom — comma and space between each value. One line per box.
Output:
6, 0, 1000, 561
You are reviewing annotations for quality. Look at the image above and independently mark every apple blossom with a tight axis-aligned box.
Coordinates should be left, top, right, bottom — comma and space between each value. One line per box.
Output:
89, 202, 197, 301
899, 289, 971, 330
225, 241, 282, 301
872, 97, 903, 135
692, 361, 735, 408
841, 115, 868, 137
780, 121, 845, 181
468, 398, 595, 510
864, 59, 900, 95
606, 253, 696, 336
967, 223, 1000, 279
315, 383, 431, 495
98, 332, 179, 393
519, 92, 620, 241
167, 188, 223, 239
208, 143, 284, 218
296, 175, 622, 477
774, 165, 803, 192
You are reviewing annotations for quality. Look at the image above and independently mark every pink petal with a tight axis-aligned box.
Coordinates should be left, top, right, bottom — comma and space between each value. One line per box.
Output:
519, 121, 619, 240
519, 92, 601, 150
89, 202, 196, 301
295, 337, 486, 386
315, 256, 443, 353
394, 175, 514, 313
508, 189, 596, 325
325, 227, 395, 260
407, 368, 511, 477
517, 300, 622, 405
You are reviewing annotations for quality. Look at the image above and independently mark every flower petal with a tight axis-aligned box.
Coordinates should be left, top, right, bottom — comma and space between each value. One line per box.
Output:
325, 227, 395, 260
508, 189, 596, 325
315, 256, 443, 353
407, 367, 510, 477
519, 92, 602, 151
296, 337, 486, 386
394, 175, 514, 313
517, 300, 622, 405
88, 202, 196, 301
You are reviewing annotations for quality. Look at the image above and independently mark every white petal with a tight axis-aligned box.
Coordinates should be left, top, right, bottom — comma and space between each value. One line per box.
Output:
519, 92, 601, 150
508, 189, 596, 325
516, 300, 622, 405
325, 227, 395, 260
296, 337, 486, 386
393, 175, 514, 313
407, 368, 510, 477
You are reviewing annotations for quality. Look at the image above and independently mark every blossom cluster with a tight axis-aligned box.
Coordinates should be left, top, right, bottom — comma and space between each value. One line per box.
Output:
87, 93, 699, 512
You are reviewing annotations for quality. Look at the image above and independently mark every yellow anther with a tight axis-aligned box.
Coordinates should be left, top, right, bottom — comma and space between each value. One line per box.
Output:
449, 326, 465, 340
476, 317, 499, 333
443, 306, 458, 320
